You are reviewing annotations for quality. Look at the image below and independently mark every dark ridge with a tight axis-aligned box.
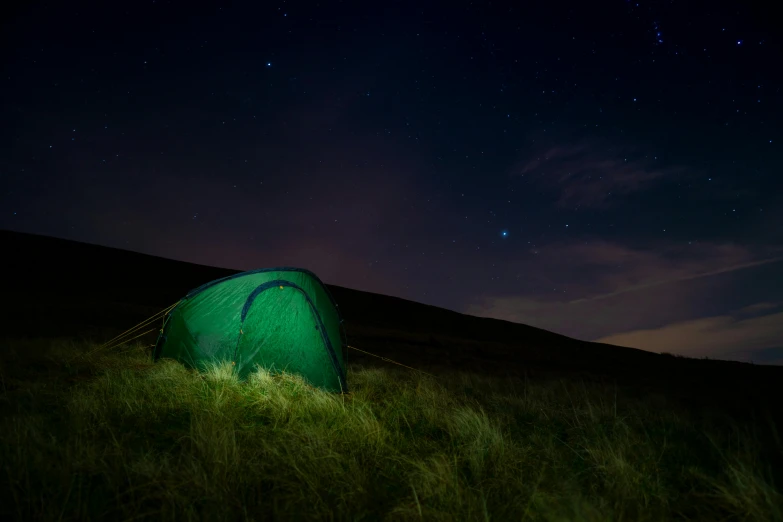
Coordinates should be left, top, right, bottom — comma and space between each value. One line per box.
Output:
2, 228, 782, 421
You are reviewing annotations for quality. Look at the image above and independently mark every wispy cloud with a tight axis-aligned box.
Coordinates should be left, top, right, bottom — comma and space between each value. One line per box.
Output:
498, 240, 783, 302
595, 308, 783, 364
514, 141, 682, 208
463, 240, 783, 363
568, 254, 783, 303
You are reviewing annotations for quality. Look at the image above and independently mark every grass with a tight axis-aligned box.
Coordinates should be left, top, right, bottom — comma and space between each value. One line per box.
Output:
1, 337, 782, 521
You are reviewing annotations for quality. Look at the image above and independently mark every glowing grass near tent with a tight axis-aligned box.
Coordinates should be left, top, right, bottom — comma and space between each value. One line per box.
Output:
1, 338, 782, 521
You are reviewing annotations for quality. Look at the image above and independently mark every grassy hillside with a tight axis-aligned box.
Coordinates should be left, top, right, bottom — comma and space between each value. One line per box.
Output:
2, 337, 782, 522
2, 229, 783, 520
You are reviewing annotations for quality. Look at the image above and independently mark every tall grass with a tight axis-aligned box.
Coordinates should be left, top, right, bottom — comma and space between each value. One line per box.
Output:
0, 338, 781, 521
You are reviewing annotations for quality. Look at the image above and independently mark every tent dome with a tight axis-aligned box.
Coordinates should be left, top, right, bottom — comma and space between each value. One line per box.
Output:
153, 267, 347, 392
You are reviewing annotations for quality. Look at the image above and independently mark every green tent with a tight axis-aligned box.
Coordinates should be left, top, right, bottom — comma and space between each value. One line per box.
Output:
153, 267, 348, 392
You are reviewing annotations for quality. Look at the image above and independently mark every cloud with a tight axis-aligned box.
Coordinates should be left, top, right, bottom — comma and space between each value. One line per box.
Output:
463, 290, 689, 343
514, 141, 682, 208
733, 302, 780, 316
594, 309, 783, 364
496, 239, 783, 303
567, 251, 783, 304
463, 240, 783, 363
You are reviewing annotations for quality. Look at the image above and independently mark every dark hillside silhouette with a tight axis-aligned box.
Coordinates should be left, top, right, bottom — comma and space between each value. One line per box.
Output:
2, 229, 782, 420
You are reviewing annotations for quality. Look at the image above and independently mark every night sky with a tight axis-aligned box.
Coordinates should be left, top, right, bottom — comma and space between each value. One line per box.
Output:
2, 1, 782, 364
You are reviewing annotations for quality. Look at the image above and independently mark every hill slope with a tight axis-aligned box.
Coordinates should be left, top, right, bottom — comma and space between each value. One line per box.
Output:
2, 229, 782, 416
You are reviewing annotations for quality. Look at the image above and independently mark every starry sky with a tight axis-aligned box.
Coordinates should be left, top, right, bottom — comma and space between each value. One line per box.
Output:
2, 0, 782, 364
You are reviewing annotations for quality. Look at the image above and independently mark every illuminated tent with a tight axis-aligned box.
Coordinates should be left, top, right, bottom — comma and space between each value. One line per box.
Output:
153, 267, 348, 392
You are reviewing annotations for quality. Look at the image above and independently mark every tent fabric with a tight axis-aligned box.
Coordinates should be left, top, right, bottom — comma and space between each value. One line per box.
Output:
153, 267, 348, 392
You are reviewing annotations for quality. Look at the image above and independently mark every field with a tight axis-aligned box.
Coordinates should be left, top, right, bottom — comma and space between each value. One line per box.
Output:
2, 337, 782, 522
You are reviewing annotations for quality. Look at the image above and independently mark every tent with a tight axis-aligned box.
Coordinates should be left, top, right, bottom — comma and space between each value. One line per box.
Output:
153, 267, 348, 392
